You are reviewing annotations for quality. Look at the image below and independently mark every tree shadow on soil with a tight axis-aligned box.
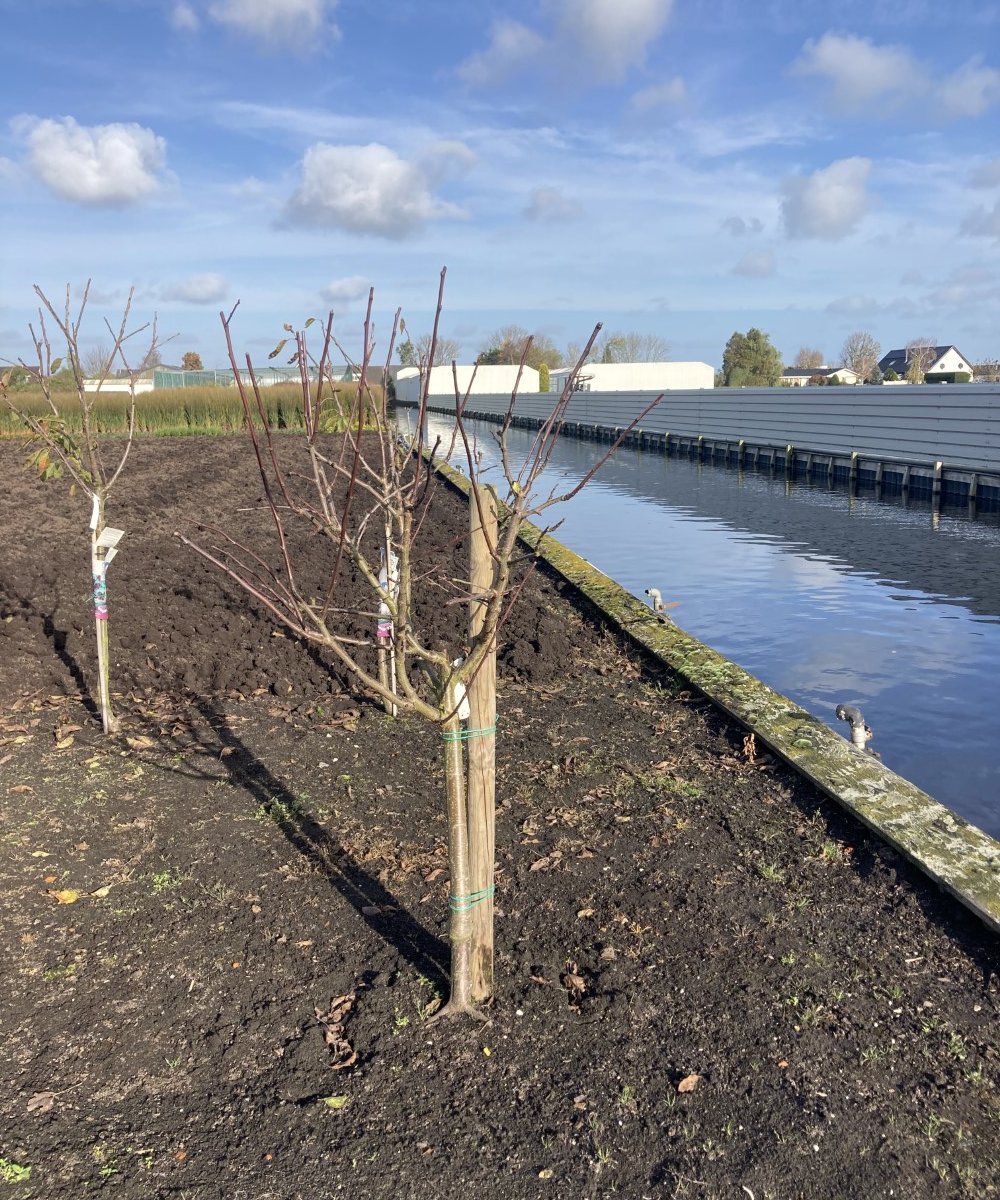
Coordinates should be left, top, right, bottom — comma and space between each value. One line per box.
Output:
39, 604, 99, 722
182, 697, 450, 992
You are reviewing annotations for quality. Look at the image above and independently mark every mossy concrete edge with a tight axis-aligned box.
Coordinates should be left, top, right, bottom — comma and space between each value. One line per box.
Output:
431, 454, 1000, 936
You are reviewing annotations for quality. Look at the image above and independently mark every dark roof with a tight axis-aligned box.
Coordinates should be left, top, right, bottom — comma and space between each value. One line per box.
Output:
878, 345, 968, 374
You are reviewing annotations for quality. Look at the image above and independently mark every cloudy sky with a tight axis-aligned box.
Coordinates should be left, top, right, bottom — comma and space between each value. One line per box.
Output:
2, 0, 999, 370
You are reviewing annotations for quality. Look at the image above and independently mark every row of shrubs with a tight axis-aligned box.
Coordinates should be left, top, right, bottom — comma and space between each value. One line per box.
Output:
0, 383, 384, 439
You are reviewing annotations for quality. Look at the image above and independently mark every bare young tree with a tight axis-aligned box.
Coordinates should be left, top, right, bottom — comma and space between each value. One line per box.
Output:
840, 331, 881, 382
0, 282, 163, 734
793, 346, 824, 370
178, 269, 662, 1018
905, 336, 937, 383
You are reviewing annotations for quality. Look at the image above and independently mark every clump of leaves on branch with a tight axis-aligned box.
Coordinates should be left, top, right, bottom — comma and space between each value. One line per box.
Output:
177, 268, 662, 1019
0, 282, 164, 735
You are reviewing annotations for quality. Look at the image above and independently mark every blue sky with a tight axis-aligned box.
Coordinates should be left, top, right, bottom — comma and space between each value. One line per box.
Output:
1, 0, 999, 370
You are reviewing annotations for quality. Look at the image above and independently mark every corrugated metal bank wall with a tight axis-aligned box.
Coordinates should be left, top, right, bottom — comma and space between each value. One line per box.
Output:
403, 384, 1000, 474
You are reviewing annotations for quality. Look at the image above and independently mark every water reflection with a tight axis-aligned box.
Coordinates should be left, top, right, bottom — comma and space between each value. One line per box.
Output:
414, 413, 1000, 838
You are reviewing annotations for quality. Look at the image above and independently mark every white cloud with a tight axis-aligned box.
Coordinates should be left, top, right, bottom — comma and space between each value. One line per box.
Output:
793, 32, 923, 113
961, 200, 1000, 239
13, 116, 167, 206
320, 276, 371, 306
631, 77, 686, 112
170, 2, 200, 32
523, 186, 582, 222
284, 143, 466, 238
560, 0, 674, 83
781, 157, 871, 240
208, 0, 337, 46
722, 215, 764, 237
419, 140, 478, 182
825, 294, 879, 315
457, 20, 546, 87
460, 0, 673, 88
936, 57, 1000, 118
795, 33, 1000, 122
732, 249, 775, 277
970, 157, 1000, 187
163, 274, 229, 303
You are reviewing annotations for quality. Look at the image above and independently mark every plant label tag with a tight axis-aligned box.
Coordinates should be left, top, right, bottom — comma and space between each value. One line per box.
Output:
96, 528, 125, 550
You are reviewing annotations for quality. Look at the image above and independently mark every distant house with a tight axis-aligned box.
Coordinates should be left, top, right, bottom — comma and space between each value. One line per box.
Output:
781, 366, 860, 387
877, 345, 973, 380
546, 361, 715, 392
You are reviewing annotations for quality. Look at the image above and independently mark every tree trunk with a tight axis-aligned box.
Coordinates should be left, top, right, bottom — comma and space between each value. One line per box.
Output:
466, 484, 498, 1002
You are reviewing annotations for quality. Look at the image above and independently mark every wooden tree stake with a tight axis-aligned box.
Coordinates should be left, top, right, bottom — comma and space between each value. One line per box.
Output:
467, 483, 498, 1002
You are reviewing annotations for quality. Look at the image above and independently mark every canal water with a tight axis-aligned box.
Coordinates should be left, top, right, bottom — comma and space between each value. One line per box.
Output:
416, 413, 1000, 839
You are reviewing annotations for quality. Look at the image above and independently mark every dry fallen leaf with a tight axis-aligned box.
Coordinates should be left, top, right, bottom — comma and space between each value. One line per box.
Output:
26, 1091, 55, 1115
320, 1095, 348, 1110
576, 907, 595, 919
45, 888, 82, 905
125, 735, 156, 751
10, 785, 33, 795
677, 1073, 701, 1094
54, 736, 75, 750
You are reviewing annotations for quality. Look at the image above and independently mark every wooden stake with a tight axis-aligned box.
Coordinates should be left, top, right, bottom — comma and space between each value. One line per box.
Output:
90, 497, 118, 735
467, 483, 498, 1002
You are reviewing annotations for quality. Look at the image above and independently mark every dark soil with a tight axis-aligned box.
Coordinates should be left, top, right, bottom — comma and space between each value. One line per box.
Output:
0, 435, 997, 1200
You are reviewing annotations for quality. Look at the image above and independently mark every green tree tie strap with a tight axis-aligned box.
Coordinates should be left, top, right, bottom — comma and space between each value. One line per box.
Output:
441, 718, 497, 743
449, 885, 495, 912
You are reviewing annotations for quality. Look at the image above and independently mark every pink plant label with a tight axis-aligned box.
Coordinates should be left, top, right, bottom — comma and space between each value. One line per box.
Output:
93, 574, 108, 621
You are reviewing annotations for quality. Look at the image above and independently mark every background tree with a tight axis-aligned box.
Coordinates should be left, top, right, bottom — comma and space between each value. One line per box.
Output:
477, 325, 563, 371
179, 271, 662, 1018
972, 359, 1000, 382
905, 336, 937, 383
0, 282, 163, 735
597, 331, 670, 363
398, 330, 461, 368
182, 351, 204, 371
721, 328, 783, 387
793, 347, 824, 370
83, 342, 115, 379
840, 331, 881, 383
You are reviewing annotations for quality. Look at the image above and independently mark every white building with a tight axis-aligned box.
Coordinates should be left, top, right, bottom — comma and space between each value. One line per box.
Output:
781, 366, 861, 387
547, 361, 714, 392
394, 364, 540, 405
878, 345, 973, 380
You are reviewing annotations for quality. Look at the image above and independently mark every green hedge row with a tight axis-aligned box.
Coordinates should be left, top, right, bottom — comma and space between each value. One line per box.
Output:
0, 383, 383, 438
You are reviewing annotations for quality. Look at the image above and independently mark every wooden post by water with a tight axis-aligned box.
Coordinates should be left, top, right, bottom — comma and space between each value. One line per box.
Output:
467, 483, 498, 1002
